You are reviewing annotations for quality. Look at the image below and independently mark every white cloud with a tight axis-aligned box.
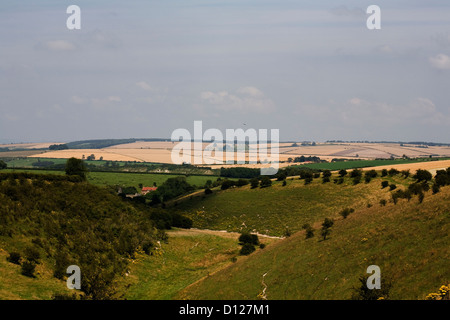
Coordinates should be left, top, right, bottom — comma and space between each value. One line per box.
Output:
44, 40, 76, 51
330, 5, 365, 17
70, 95, 85, 104
197, 87, 275, 114
429, 53, 450, 70
136, 81, 155, 91
91, 96, 122, 109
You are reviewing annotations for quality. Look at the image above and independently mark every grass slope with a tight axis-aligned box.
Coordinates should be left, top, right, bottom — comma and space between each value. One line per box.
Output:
119, 231, 240, 299
176, 186, 450, 300
174, 175, 411, 236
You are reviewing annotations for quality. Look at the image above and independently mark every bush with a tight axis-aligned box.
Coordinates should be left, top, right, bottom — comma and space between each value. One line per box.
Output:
302, 224, 314, 239
204, 188, 213, 195
321, 218, 334, 240
379, 199, 387, 206
322, 170, 332, 178
418, 192, 425, 204
351, 275, 392, 300
388, 168, 399, 176
350, 169, 362, 178
414, 169, 432, 182
239, 233, 259, 246
432, 183, 440, 194
338, 169, 347, 177
21, 260, 37, 278
250, 178, 259, 189
381, 181, 389, 189
389, 184, 397, 191
7, 252, 21, 265
24, 246, 41, 264
259, 176, 272, 188
340, 208, 354, 219
239, 243, 256, 256
381, 169, 388, 177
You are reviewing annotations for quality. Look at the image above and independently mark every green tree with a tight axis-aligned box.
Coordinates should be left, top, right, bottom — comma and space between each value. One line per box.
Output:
259, 176, 272, 188
351, 275, 392, 300
0, 160, 7, 170
338, 169, 347, 177
65, 157, 87, 180
250, 178, 259, 189
321, 218, 334, 240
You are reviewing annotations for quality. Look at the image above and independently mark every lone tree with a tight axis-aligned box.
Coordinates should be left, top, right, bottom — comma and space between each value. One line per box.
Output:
65, 157, 87, 180
260, 176, 272, 188
321, 218, 334, 240
338, 169, 347, 177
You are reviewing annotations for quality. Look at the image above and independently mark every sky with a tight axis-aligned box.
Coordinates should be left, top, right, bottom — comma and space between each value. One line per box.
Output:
1, 0, 450, 143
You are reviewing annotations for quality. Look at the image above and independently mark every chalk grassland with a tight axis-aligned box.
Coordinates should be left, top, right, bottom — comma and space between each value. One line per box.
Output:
176, 186, 450, 300
0, 248, 69, 300
172, 174, 411, 237
118, 228, 280, 300
119, 231, 239, 299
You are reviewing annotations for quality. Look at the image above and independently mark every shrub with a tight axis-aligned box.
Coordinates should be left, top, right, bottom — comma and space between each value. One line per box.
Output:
302, 224, 314, 239
350, 169, 362, 178
21, 260, 36, 278
24, 246, 41, 264
381, 169, 388, 177
351, 275, 392, 300
418, 192, 425, 204
379, 199, 387, 206
414, 169, 432, 182
432, 183, 440, 194
321, 218, 334, 240
388, 168, 399, 176
340, 208, 354, 219
322, 170, 332, 178
389, 184, 397, 191
338, 169, 347, 177
7, 252, 21, 265
381, 181, 389, 189
250, 178, 259, 189
239, 233, 259, 246
322, 176, 330, 183
239, 243, 256, 256
260, 176, 272, 188
204, 188, 213, 195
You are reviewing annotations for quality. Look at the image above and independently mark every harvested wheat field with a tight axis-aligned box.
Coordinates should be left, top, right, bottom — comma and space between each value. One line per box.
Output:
362, 159, 450, 175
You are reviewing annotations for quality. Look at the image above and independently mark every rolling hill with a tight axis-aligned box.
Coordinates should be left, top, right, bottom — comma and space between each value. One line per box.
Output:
175, 184, 450, 300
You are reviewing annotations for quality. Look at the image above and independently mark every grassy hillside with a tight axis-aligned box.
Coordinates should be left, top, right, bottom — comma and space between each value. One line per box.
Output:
2, 169, 216, 190
173, 173, 412, 236
0, 172, 157, 300
176, 185, 450, 300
